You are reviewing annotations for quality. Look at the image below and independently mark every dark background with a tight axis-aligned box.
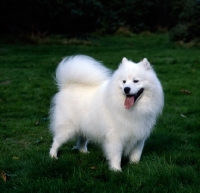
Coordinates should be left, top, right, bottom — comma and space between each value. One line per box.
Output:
0, 0, 200, 42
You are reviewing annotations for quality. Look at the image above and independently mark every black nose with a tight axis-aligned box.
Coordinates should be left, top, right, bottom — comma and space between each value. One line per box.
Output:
124, 87, 130, 94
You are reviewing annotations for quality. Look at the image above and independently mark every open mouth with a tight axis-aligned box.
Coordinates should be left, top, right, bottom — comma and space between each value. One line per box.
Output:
124, 88, 144, 109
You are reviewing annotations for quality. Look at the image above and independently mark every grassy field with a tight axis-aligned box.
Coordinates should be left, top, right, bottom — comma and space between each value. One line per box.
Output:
0, 34, 200, 193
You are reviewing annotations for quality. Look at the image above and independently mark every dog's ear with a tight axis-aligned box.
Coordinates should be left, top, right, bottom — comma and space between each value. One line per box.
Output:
122, 57, 128, 64
119, 57, 128, 68
142, 58, 152, 70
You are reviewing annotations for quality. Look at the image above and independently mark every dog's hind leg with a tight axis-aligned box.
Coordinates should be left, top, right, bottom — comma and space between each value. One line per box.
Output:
72, 136, 89, 153
50, 128, 75, 159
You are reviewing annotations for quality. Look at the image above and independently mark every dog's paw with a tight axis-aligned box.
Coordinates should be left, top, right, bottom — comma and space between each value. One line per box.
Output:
50, 149, 58, 159
110, 166, 122, 172
129, 158, 140, 164
80, 149, 90, 154
72, 146, 89, 153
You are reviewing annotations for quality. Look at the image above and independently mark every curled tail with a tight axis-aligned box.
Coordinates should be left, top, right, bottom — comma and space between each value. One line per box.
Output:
55, 55, 111, 90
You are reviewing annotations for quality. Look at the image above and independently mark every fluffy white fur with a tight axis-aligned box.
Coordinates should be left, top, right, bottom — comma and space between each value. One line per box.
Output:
49, 55, 164, 171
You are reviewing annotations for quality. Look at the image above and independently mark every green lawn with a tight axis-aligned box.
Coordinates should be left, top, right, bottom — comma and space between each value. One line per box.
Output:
0, 34, 200, 193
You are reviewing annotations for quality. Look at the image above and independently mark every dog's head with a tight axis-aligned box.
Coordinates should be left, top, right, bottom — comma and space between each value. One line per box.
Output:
117, 57, 155, 109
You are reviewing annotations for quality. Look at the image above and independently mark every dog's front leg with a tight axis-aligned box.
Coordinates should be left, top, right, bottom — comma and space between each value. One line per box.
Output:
103, 140, 123, 171
129, 138, 146, 164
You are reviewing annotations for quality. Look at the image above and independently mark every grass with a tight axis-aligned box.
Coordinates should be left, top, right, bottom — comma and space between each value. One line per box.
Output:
0, 33, 200, 192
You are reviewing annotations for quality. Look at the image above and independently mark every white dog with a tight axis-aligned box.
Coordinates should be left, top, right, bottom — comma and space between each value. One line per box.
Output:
49, 55, 164, 171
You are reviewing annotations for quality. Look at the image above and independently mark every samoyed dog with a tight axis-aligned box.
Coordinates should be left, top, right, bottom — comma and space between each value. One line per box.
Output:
49, 55, 164, 171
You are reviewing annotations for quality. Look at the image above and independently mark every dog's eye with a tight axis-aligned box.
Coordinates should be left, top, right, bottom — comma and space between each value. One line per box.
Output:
133, 80, 139, 83
123, 80, 126, 83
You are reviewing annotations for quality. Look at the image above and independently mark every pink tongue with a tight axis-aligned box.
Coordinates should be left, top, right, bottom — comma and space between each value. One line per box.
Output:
124, 96, 135, 109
